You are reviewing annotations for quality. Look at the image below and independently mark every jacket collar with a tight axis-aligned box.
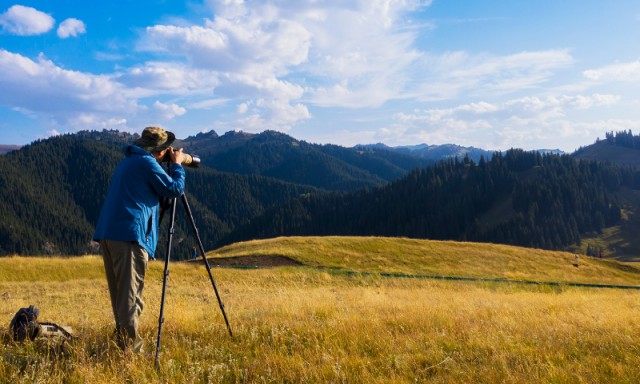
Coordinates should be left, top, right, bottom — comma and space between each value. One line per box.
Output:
126, 145, 153, 157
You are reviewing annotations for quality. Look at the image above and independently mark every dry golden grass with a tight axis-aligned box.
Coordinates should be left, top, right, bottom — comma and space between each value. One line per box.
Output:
1, 237, 640, 383
210, 236, 640, 286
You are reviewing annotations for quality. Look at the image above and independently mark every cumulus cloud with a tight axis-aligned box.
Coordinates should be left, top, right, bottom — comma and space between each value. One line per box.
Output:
68, 114, 128, 131
1, 1, 615, 148
152, 100, 186, 120
57, 18, 86, 38
234, 98, 310, 132
118, 62, 220, 95
389, 94, 620, 150
0, 49, 135, 126
138, 0, 427, 127
132, 0, 585, 137
0, 5, 54, 35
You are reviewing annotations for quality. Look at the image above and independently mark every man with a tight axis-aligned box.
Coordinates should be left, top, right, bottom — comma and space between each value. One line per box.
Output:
93, 126, 186, 353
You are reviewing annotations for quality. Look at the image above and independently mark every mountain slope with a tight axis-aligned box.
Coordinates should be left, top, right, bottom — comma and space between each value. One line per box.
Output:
180, 130, 434, 190
0, 132, 317, 255
220, 150, 636, 253
573, 139, 640, 168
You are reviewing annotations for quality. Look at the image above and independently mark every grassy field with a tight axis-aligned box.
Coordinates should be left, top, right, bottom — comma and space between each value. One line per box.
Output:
1, 237, 640, 383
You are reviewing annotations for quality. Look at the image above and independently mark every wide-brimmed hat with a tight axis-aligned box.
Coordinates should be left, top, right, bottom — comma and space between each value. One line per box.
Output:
134, 126, 175, 153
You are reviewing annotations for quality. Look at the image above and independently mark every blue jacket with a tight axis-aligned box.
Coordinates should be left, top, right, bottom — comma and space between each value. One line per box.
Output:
93, 145, 186, 257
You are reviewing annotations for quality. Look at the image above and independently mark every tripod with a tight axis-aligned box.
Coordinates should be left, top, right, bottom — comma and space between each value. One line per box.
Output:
154, 193, 233, 369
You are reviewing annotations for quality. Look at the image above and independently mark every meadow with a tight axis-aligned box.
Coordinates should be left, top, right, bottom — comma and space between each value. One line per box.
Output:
1, 237, 640, 383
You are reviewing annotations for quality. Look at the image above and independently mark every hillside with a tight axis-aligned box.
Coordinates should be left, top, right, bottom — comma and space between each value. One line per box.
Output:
0, 132, 317, 255
180, 130, 434, 190
206, 236, 640, 287
568, 131, 640, 260
220, 149, 638, 254
573, 138, 640, 168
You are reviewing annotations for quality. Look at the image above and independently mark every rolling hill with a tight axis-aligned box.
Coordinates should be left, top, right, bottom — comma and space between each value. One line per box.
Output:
573, 137, 640, 168
204, 236, 640, 287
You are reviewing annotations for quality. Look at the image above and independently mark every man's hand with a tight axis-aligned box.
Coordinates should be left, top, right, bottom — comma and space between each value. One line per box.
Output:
168, 147, 186, 164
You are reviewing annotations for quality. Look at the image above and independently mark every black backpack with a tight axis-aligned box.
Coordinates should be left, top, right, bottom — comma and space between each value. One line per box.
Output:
9, 305, 74, 343
9, 305, 41, 342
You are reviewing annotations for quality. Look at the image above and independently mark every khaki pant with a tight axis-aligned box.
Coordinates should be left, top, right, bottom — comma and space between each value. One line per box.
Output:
100, 240, 148, 353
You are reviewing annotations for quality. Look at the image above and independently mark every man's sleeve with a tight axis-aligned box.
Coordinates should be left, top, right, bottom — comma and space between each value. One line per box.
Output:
147, 160, 186, 198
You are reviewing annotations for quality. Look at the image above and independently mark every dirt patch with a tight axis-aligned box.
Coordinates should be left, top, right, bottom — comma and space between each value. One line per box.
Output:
206, 255, 303, 268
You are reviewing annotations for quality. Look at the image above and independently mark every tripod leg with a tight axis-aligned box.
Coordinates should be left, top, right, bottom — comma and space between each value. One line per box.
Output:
180, 194, 234, 338
154, 198, 177, 370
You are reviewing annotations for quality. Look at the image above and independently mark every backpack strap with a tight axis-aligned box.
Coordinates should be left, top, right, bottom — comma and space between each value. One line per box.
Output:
38, 322, 74, 339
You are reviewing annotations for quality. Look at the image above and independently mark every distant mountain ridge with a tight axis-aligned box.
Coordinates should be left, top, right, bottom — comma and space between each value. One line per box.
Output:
356, 142, 495, 163
179, 130, 436, 191
0, 144, 21, 154
357, 142, 564, 163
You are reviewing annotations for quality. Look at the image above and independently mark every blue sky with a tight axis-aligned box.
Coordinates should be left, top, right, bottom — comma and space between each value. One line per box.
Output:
1, 0, 639, 152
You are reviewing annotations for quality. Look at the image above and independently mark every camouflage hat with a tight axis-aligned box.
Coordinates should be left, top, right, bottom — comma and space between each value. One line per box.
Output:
134, 126, 175, 153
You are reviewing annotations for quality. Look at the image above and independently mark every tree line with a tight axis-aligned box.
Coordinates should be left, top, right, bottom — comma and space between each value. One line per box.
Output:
220, 149, 638, 250
604, 130, 640, 149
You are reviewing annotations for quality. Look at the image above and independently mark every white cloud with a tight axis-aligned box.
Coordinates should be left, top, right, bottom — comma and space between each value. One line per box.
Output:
118, 62, 219, 95
237, 102, 249, 114
2, 0, 621, 150
0, 49, 136, 125
234, 98, 310, 132
408, 50, 575, 102
140, 1, 425, 115
138, 3, 318, 130
133, 1, 583, 137
46, 129, 60, 137
152, 100, 186, 120
68, 114, 128, 130
0, 5, 54, 35
389, 94, 621, 151
57, 18, 86, 39
583, 61, 640, 82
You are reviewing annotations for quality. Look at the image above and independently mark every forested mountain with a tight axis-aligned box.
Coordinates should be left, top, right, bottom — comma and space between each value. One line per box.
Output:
0, 132, 316, 256
1, 129, 639, 257
220, 150, 639, 250
179, 130, 434, 190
